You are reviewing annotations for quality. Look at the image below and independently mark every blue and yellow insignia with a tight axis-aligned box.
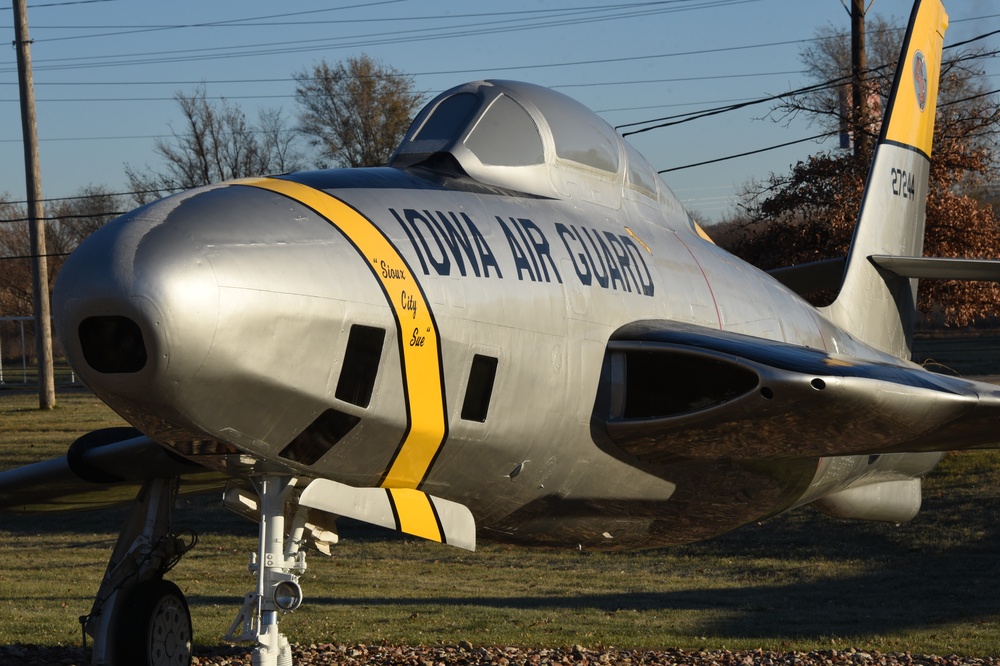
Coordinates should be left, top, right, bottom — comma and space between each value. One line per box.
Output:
913, 50, 928, 112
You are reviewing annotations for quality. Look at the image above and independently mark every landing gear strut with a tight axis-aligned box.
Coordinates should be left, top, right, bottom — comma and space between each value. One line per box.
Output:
84, 477, 196, 666
225, 476, 307, 666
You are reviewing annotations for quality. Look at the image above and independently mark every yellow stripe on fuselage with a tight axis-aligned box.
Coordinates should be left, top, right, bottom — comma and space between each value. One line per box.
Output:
238, 177, 447, 490
388, 488, 443, 542
882, 0, 948, 157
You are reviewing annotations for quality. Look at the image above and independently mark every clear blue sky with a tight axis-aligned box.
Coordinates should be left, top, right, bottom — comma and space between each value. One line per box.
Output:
1, 0, 997, 222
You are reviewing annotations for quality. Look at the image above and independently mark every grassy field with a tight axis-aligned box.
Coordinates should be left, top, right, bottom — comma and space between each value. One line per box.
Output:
2, 389, 1000, 654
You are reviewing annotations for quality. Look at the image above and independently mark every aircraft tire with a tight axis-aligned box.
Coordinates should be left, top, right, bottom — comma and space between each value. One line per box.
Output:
113, 579, 193, 666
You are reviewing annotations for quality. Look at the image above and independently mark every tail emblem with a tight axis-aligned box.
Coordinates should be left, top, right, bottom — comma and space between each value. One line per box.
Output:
913, 50, 928, 111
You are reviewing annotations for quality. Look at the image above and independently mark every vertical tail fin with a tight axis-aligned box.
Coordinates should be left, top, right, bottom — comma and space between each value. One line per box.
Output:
822, 0, 948, 359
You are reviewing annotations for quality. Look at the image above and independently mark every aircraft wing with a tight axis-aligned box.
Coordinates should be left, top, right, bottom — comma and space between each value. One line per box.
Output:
0, 427, 225, 513
595, 320, 1000, 462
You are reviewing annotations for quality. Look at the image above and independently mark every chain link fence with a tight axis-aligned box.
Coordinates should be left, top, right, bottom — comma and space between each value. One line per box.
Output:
0, 316, 77, 386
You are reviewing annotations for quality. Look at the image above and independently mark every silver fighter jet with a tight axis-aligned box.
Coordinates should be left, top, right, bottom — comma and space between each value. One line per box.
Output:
2, 0, 997, 664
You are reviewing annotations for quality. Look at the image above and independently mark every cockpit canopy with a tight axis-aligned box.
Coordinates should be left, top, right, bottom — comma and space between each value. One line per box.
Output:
389, 80, 668, 209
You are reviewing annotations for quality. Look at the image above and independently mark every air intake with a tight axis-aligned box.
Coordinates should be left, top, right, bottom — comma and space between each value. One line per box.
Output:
78, 316, 147, 374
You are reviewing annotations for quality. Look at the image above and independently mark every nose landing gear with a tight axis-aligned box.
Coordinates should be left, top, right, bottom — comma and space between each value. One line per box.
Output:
225, 475, 307, 666
83, 472, 474, 665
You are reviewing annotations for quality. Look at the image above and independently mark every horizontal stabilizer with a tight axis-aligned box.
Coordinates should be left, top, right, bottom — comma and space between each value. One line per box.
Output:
595, 320, 1000, 461
767, 254, 1000, 297
0, 428, 222, 513
298, 478, 476, 551
767, 257, 846, 296
870, 255, 1000, 281
767, 254, 1000, 296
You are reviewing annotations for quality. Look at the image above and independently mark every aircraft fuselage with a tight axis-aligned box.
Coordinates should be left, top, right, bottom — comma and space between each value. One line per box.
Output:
54, 167, 937, 550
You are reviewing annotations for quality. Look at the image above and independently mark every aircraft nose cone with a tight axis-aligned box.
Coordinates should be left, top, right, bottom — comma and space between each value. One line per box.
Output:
53, 182, 373, 454
54, 189, 221, 399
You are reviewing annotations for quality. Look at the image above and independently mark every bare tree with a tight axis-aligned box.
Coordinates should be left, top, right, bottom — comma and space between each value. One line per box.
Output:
0, 185, 126, 317
772, 15, 1000, 175
776, 16, 902, 147
126, 86, 305, 204
0, 195, 32, 316
294, 54, 423, 168
49, 184, 125, 249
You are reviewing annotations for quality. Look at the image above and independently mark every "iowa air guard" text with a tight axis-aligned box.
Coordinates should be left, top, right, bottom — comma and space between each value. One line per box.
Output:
390, 208, 654, 297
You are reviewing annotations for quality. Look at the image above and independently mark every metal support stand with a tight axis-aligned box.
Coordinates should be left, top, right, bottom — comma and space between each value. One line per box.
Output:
225, 476, 307, 666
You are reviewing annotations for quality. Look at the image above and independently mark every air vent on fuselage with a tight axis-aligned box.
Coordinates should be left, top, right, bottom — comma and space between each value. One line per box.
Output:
280, 408, 361, 466
335, 325, 386, 408
461, 354, 499, 422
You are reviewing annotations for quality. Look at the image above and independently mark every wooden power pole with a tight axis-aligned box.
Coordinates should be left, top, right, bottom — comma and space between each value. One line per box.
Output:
850, 0, 869, 158
13, 0, 57, 410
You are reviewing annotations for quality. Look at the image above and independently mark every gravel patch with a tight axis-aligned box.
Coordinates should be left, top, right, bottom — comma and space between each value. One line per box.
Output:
2, 643, 998, 666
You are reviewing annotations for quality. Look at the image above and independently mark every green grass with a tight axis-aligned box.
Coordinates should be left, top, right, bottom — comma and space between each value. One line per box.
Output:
2, 389, 1000, 654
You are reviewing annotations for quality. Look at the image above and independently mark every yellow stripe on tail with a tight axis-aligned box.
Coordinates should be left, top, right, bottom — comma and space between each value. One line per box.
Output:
882, 1, 948, 158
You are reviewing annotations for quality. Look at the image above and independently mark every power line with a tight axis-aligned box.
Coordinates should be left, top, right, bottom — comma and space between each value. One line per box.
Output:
0, 34, 828, 82
4, 11, 995, 89
0, 27, 993, 108
1, 4, 996, 208
651, 85, 1000, 175
618, 41, 999, 137
556, 70, 805, 89
658, 131, 836, 173
1, 1, 774, 74
28, 1, 748, 35
948, 27, 1000, 50
0, 0, 113, 8
2, 186, 161, 206
0, 133, 165, 142
31, 0, 763, 46
0, 70, 814, 105
1, 210, 126, 223
0, 251, 71, 261
28, 0, 413, 43
0, 68, 807, 89
0, 40, 993, 134
0, 94, 294, 103
597, 97, 756, 114
618, 74, 855, 134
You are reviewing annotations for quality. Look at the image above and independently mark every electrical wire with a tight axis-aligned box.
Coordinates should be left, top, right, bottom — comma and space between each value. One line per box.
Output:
30, 1, 753, 40
0, 4, 996, 210
0, 0, 113, 8
0, 252, 71, 261
658, 131, 837, 173
1, 1, 766, 73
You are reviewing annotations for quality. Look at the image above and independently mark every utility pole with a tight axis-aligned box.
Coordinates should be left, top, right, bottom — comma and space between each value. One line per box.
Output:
13, 0, 57, 410
850, 0, 869, 158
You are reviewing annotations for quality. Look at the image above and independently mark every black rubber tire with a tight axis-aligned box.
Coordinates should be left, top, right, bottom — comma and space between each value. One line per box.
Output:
112, 579, 193, 666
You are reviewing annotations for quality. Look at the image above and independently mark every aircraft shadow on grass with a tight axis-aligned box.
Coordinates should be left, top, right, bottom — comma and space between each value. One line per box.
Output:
177, 496, 1000, 641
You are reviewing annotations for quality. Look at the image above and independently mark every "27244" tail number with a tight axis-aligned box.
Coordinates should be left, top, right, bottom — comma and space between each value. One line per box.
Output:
890, 168, 916, 199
